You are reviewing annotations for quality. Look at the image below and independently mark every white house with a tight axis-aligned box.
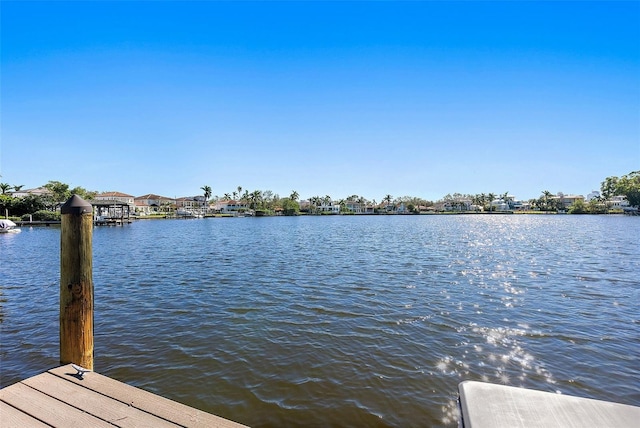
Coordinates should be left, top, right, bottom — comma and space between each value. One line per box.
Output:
490, 195, 516, 211
213, 200, 249, 214
490, 199, 510, 211
317, 202, 340, 214
609, 195, 629, 209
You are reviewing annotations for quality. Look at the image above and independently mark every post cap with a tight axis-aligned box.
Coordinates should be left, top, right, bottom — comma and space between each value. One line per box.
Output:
60, 195, 93, 215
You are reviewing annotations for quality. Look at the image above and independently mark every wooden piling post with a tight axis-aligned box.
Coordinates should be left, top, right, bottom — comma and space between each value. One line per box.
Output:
60, 194, 94, 369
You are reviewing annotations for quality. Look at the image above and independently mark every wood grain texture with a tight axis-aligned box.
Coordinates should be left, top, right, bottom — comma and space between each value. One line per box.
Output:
23, 372, 180, 427
50, 365, 248, 427
0, 365, 248, 428
0, 382, 112, 428
0, 401, 51, 428
60, 211, 94, 369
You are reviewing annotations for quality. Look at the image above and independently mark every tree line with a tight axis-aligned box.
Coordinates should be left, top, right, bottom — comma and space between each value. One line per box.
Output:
1, 171, 638, 219
202, 187, 435, 215
0, 181, 97, 220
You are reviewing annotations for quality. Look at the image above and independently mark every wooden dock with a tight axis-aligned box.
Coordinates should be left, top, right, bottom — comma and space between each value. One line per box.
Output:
94, 217, 132, 226
0, 364, 248, 428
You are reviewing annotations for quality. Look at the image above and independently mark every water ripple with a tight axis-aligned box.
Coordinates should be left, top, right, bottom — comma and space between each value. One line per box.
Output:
1, 215, 639, 427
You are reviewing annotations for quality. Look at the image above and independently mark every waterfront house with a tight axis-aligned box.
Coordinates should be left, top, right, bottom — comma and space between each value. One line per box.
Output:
213, 199, 249, 215
134, 194, 176, 215
441, 198, 473, 212
176, 196, 206, 211
489, 195, 516, 211
490, 199, 510, 211
511, 200, 530, 211
344, 201, 365, 214
552, 193, 585, 209
609, 195, 630, 209
9, 187, 53, 198
381, 203, 397, 213
317, 202, 340, 214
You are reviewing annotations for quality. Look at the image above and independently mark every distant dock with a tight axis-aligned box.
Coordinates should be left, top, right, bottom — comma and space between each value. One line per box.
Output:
15, 219, 132, 227
93, 217, 132, 226
15, 220, 60, 227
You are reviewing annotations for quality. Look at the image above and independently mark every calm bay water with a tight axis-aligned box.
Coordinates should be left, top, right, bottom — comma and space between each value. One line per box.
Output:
1, 214, 639, 427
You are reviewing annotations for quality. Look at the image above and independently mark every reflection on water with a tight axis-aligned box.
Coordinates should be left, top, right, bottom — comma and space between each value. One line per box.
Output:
1, 215, 639, 427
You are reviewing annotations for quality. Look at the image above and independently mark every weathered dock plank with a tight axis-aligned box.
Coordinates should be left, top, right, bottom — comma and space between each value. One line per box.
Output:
458, 381, 640, 428
0, 365, 248, 428
0, 401, 50, 428
23, 372, 179, 427
0, 382, 113, 427
47, 365, 246, 427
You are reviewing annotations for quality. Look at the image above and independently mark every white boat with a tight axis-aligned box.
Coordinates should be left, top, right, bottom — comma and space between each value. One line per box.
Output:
176, 209, 203, 218
0, 219, 21, 233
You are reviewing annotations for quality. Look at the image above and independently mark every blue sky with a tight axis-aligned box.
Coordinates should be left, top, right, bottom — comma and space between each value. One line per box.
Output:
2, 1, 638, 202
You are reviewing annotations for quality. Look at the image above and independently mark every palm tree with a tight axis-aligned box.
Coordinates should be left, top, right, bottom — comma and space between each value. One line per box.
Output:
498, 191, 509, 211
541, 190, 553, 211
487, 193, 496, 212
249, 190, 263, 210
237, 186, 243, 198
383, 194, 393, 212
473, 193, 482, 211
13, 185, 24, 192
383, 194, 392, 204
201, 185, 212, 215
290, 190, 299, 201
310, 196, 321, 214
223, 193, 232, 200
593, 195, 607, 213
0, 183, 10, 194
